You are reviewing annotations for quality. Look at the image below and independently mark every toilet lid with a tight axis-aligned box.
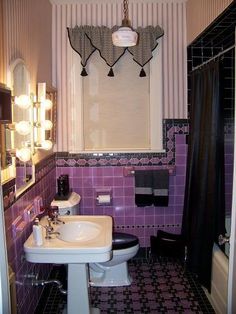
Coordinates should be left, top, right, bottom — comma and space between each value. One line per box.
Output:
112, 232, 139, 250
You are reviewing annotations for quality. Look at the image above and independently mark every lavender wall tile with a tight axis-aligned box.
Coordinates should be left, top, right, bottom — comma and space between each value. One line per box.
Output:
175, 144, 187, 155
175, 134, 186, 144
175, 175, 186, 186
114, 216, 125, 225
175, 185, 185, 195
103, 177, 114, 186
93, 177, 104, 186
124, 198, 134, 208
113, 197, 125, 206
175, 165, 186, 176
54, 120, 189, 247
175, 155, 187, 166
124, 216, 135, 225
114, 206, 125, 216
175, 195, 185, 207
4, 162, 56, 314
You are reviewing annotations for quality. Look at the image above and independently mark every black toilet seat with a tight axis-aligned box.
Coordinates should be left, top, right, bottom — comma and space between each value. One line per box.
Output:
112, 232, 139, 250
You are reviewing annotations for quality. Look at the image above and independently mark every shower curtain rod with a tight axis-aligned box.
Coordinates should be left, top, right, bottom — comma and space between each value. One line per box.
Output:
191, 44, 235, 72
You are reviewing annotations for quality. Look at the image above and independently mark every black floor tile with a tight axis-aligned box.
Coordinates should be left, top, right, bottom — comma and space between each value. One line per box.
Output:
34, 258, 215, 314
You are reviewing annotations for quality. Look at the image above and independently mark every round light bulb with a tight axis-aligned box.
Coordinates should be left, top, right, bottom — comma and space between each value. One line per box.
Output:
41, 99, 52, 110
16, 147, 31, 162
41, 140, 53, 150
41, 120, 53, 130
14, 95, 31, 109
15, 121, 31, 135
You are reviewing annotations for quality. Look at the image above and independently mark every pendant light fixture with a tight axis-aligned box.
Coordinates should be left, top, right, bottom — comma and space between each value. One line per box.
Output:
112, 0, 138, 47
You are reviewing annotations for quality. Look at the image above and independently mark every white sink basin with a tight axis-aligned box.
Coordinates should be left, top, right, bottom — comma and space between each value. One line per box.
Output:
57, 221, 101, 243
24, 215, 112, 264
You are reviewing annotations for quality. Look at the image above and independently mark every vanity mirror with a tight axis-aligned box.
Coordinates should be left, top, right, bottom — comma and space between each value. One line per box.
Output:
0, 84, 13, 170
5, 59, 35, 196
1, 61, 56, 197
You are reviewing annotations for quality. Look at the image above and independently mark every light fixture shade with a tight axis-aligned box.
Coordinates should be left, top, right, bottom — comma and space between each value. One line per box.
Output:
16, 147, 31, 162
112, 27, 138, 47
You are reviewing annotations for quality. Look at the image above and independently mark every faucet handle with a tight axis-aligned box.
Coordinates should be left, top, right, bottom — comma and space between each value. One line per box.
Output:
47, 217, 54, 231
44, 225, 53, 239
53, 211, 59, 218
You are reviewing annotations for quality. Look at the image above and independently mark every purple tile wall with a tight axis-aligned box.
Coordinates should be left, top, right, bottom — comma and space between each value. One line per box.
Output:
4, 161, 56, 314
56, 133, 187, 248
1, 122, 188, 313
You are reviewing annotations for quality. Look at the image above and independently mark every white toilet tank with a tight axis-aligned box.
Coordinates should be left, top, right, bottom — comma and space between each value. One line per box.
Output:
51, 192, 81, 215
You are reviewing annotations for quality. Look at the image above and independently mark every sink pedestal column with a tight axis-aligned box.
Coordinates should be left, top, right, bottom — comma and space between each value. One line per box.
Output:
68, 263, 100, 314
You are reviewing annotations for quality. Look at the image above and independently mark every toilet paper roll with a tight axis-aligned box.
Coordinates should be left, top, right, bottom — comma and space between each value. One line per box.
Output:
97, 195, 111, 204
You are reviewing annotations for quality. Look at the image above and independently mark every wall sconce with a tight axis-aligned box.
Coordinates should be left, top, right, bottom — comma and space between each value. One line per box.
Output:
7, 89, 54, 164
35, 82, 54, 150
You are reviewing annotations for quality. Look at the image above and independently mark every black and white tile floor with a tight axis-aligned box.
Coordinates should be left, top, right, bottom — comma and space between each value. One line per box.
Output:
35, 258, 215, 314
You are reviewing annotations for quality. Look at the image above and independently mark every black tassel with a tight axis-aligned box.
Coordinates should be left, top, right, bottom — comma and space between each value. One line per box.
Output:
139, 68, 146, 77
81, 67, 88, 76
108, 67, 114, 77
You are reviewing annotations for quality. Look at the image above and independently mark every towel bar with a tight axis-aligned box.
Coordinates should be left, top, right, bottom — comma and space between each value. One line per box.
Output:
123, 166, 176, 177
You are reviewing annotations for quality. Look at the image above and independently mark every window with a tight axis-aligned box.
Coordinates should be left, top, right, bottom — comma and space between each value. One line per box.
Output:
69, 44, 163, 153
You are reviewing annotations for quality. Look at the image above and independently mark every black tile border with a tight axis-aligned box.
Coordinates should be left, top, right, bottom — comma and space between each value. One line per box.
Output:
55, 119, 189, 167
4, 119, 189, 208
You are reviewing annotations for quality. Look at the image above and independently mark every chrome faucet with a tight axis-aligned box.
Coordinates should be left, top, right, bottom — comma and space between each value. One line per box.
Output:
47, 217, 54, 232
44, 225, 60, 240
52, 211, 65, 225
42, 217, 60, 239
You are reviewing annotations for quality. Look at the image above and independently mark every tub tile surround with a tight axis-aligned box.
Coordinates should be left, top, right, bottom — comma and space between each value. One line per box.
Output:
56, 119, 189, 247
4, 155, 56, 314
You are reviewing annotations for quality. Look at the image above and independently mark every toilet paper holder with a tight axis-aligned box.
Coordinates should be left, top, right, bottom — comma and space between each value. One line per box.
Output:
96, 188, 112, 206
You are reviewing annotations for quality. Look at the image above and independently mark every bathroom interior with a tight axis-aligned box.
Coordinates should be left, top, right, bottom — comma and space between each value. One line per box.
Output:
0, 0, 236, 313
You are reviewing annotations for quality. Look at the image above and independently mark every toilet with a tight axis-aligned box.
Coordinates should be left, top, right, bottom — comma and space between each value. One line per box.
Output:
51, 191, 81, 215
89, 232, 139, 287
51, 193, 140, 287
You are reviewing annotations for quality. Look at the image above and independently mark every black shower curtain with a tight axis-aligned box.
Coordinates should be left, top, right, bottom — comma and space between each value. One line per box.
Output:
181, 59, 226, 291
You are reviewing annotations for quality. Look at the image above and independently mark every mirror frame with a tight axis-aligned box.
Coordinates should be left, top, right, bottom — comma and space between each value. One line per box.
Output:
2, 58, 35, 196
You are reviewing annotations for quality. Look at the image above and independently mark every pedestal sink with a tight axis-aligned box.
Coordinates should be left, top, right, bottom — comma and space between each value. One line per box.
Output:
24, 215, 113, 314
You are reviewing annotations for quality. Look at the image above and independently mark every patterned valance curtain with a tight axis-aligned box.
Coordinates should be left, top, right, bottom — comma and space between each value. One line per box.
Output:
67, 25, 164, 77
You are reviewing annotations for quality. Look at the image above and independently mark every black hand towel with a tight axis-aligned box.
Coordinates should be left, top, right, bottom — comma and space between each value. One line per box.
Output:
153, 169, 169, 207
135, 170, 153, 207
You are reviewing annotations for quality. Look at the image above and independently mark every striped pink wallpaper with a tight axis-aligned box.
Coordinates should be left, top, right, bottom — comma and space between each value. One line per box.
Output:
186, 0, 233, 44
2, 0, 52, 90
51, 0, 188, 152
0, 0, 5, 83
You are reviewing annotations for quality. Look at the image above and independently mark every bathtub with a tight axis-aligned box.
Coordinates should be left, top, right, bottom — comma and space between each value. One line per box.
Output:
204, 243, 228, 314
